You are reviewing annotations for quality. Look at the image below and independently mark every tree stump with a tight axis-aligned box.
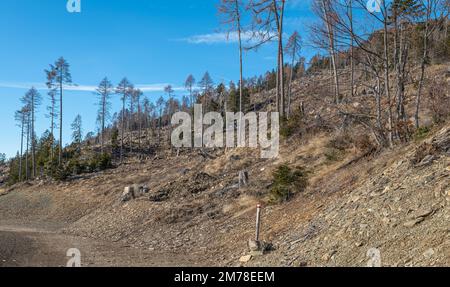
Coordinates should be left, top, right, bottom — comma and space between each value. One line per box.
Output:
239, 170, 249, 188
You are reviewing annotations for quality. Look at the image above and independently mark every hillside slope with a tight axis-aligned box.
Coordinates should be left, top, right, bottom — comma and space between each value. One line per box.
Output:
1, 63, 449, 267
0, 121, 449, 266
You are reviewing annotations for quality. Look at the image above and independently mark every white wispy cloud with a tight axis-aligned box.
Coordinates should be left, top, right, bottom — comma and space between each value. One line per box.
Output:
136, 84, 185, 92
178, 31, 278, 45
0, 82, 185, 93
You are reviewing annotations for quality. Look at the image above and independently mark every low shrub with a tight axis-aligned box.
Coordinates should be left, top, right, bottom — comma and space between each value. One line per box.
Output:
89, 153, 112, 172
413, 126, 431, 141
269, 165, 308, 204
326, 132, 353, 151
280, 111, 304, 139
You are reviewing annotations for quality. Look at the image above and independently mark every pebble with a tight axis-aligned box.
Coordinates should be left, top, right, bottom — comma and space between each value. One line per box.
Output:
423, 248, 435, 259
239, 255, 252, 263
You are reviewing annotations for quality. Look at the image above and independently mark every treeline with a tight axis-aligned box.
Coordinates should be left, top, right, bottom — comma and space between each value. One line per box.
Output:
7, 59, 305, 184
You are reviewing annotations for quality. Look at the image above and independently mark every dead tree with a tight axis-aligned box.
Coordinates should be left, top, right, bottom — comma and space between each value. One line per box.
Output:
96, 77, 113, 154
116, 78, 132, 162
284, 31, 302, 118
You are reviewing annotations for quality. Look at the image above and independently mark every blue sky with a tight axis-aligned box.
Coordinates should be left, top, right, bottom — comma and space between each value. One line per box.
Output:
0, 0, 318, 158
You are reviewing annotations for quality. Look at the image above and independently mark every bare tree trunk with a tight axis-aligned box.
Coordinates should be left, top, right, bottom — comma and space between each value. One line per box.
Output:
236, 0, 244, 142
416, 3, 432, 128
50, 100, 54, 160
158, 109, 162, 146
31, 92, 36, 178
287, 46, 296, 118
275, 60, 280, 113
190, 87, 194, 117
394, 16, 407, 124
382, 0, 394, 147
349, 0, 355, 99
19, 113, 24, 182
279, 2, 286, 117
59, 76, 63, 166
273, 0, 286, 117
129, 98, 134, 154
120, 97, 125, 163
101, 96, 105, 154
321, 0, 340, 104
138, 101, 142, 153
376, 76, 382, 129
25, 117, 29, 181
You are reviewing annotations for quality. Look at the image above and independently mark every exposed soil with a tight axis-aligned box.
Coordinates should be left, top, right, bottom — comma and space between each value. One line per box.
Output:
0, 221, 202, 267
1, 65, 449, 267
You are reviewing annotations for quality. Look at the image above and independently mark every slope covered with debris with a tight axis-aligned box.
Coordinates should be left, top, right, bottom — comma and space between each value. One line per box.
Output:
1, 64, 449, 267
0, 122, 449, 266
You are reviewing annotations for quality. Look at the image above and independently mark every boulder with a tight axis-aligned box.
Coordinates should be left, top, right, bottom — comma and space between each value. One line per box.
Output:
132, 184, 144, 197
120, 184, 148, 202
120, 186, 134, 202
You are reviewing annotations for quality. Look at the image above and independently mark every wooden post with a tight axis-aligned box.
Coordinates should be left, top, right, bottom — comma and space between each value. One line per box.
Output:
255, 204, 262, 242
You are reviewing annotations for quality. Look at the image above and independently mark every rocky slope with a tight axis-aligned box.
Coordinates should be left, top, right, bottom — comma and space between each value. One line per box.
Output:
0, 123, 449, 266
0, 64, 449, 267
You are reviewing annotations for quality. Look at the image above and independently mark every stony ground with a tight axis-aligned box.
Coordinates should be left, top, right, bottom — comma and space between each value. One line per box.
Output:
0, 124, 449, 267
1, 65, 448, 267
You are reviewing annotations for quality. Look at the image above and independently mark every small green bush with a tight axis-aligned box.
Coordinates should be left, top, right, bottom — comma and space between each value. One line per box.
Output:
52, 165, 71, 181
67, 158, 86, 175
269, 165, 308, 204
89, 153, 112, 172
324, 133, 355, 162
413, 126, 430, 141
280, 111, 304, 139
324, 148, 344, 162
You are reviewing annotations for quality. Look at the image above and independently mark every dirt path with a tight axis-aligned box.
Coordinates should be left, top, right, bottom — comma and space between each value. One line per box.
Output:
0, 223, 200, 267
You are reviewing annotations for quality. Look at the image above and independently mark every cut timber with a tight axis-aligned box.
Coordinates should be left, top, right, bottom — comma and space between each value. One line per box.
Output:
198, 149, 216, 159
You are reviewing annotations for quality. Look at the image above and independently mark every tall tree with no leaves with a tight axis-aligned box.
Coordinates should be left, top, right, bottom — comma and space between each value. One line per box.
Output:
96, 77, 114, 154
116, 78, 132, 163
313, 0, 341, 104
46, 57, 72, 165
415, 0, 447, 128
199, 72, 214, 111
22, 87, 42, 178
128, 83, 136, 154
15, 107, 28, 181
219, 0, 245, 115
249, 0, 286, 116
45, 89, 58, 160
133, 89, 144, 152
71, 115, 83, 152
156, 96, 166, 145
185, 74, 196, 115
284, 31, 302, 118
